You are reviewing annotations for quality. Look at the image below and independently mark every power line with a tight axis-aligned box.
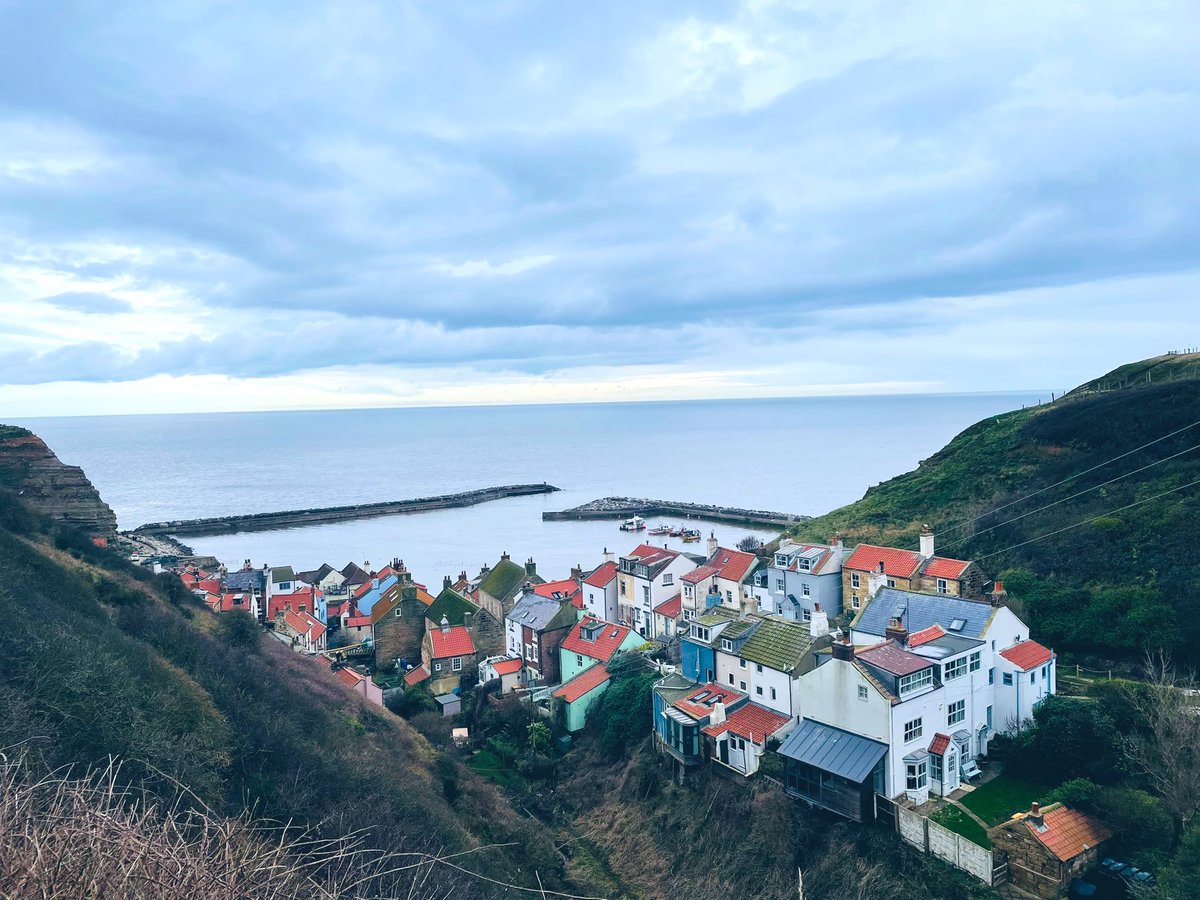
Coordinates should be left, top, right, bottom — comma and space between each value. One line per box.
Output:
973, 476, 1200, 562
939, 441, 1200, 552
938, 417, 1200, 536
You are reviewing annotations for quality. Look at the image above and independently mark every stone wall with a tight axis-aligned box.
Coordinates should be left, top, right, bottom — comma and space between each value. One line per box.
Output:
989, 820, 1062, 899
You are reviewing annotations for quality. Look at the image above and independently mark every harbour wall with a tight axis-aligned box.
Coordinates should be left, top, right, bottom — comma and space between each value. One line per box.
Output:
542, 496, 806, 530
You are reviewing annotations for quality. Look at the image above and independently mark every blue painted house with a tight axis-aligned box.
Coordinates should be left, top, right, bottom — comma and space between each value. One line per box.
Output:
680, 608, 738, 683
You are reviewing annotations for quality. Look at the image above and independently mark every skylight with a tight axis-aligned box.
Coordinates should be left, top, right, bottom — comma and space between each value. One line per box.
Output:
948, 618, 966, 632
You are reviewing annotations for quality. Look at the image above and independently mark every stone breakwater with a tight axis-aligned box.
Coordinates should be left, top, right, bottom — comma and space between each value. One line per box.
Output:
542, 497, 807, 529
134, 483, 561, 537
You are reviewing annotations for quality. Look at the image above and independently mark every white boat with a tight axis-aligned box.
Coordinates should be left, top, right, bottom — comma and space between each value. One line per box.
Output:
619, 515, 647, 531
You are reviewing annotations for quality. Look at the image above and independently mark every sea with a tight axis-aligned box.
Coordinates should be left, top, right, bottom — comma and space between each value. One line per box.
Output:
13, 393, 1041, 583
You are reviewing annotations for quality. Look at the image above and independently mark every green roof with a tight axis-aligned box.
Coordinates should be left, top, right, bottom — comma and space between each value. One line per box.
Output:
425, 587, 479, 626
272, 566, 295, 583
478, 558, 528, 602
697, 607, 739, 626
737, 619, 815, 673
720, 619, 758, 639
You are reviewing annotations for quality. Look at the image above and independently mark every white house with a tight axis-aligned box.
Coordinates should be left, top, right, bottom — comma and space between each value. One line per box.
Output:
994, 639, 1056, 733
617, 544, 696, 638
581, 559, 619, 623
712, 614, 831, 722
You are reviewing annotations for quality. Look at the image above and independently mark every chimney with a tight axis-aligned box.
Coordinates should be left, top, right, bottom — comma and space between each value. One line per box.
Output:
990, 580, 1008, 608
443, 575, 452, 590
919, 525, 935, 559
501, 551, 510, 562
440, 615, 450, 634
479, 564, 491, 577
710, 700, 726, 725
831, 635, 855, 662
401, 585, 417, 602
885, 616, 908, 646
603, 547, 614, 564
830, 533, 844, 566
459, 570, 467, 583
1028, 802, 1044, 828
525, 558, 537, 577
243, 558, 252, 571
867, 561, 888, 599
707, 531, 718, 557
809, 603, 829, 639
571, 564, 583, 582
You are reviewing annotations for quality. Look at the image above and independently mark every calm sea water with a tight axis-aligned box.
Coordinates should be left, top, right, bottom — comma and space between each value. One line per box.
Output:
13, 394, 1039, 582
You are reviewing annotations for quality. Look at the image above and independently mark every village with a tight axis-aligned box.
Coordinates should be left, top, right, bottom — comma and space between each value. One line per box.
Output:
171, 524, 1116, 898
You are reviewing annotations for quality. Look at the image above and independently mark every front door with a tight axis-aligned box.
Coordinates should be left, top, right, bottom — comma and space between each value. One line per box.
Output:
719, 740, 729, 765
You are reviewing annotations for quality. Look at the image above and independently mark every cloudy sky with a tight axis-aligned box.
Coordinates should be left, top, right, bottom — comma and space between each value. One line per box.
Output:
1, 0, 1198, 416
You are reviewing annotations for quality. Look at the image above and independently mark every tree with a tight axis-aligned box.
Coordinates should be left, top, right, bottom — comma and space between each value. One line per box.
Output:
736, 535, 764, 554
527, 722, 552, 754
1122, 652, 1200, 828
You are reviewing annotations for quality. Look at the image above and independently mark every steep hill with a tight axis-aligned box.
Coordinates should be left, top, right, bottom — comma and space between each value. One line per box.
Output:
794, 354, 1200, 664
0, 487, 572, 897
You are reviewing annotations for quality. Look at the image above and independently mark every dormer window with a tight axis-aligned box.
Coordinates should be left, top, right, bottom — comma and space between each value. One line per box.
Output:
898, 668, 935, 696
581, 622, 603, 642
796, 558, 811, 572
721, 639, 733, 652
692, 625, 710, 641
775, 554, 789, 567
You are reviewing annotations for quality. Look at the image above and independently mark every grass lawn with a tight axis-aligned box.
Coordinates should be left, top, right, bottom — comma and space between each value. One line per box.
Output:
959, 773, 1055, 826
469, 749, 523, 791
930, 805, 992, 849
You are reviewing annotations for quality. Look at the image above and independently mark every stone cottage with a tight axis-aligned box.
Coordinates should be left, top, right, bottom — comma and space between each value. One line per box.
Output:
989, 802, 1111, 899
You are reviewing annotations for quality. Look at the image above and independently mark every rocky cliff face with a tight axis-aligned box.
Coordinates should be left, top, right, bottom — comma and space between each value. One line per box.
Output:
0, 425, 118, 538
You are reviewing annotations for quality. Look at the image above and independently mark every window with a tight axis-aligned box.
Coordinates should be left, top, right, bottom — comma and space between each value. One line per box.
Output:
643, 586, 650, 602
755, 663, 763, 673
986, 705, 993, 732
1003, 672, 1013, 686
906, 760, 927, 790
988, 667, 994, 685
756, 686, 763, 696
739, 681, 747, 691
887, 578, 896, 588
929, 753, 943, 783
1041, 665, 1048, 679
898, 668, 934, 695
904, 718, 923, 742
944, 657, 968, 680
575, 654, 583, 667
851, 594, 860, 609
775, 554, 789, 567
721, 639, 733, 652
739, 658, 746, 669
1030, 672, 1036, 684
770, 687, 777, 700
394, 607, 402, 617
725, 590, 732, 602
452, 657, 462, 672
619, 581, 626, 596
991, 639, 996, 650
684, 585, 693, 598
947, 699, 965, 726
434, 662, 442, 672
969, 651, 981, 672
728, 673, 734, 685
797, 557, 812, 572
776, 579, 785, 591
663, 574, 673, 586
937, 578, 948, 594
683, 609, 696, 622
858, 685, 869, 701
802, 609, 812, 622
851, 572, 861, 588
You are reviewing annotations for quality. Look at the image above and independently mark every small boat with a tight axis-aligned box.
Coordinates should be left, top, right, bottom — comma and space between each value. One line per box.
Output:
648, 524, 670, 536
668, 526, 682, 537
619, 515, 647, 532
681, 528, 702, 542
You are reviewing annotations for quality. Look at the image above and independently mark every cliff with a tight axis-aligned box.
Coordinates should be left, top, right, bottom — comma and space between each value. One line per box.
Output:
0, 425, 117, 538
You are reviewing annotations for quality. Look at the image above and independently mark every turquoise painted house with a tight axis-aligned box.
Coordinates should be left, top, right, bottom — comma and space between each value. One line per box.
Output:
554, 617, 642, 732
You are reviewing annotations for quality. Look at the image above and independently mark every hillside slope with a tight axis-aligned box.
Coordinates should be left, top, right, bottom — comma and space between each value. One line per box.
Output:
795, 355, 1200, 663
0, 489, 573, 898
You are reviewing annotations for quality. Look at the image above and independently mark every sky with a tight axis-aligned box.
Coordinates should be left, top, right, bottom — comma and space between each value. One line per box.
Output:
1, 0, 1198, 417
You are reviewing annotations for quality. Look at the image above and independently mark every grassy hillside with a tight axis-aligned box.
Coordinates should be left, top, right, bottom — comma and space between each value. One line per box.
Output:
0, 491, 572, 898
795, 355, 1200, 664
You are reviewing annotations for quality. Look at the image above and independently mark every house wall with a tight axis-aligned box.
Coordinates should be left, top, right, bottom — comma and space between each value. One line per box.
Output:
995, 656, 1056, 733
583, 581, 617, 622
680, 640, 716, 684
843, 568, 914, 613
714, 650, 798, 720
372, 594, 426, 669
466, 609, 505, 658
990, 821, 1074, 899
562, 679, 608, 732
798, 659, 894, 793
537, 622, 572, 684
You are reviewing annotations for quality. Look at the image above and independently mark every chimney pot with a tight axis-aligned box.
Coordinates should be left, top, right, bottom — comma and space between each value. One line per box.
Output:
1031, 802, 1040, 816
831, 637, 855, 662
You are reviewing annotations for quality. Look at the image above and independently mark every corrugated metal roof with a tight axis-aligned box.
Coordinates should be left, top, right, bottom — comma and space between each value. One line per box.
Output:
777, 719, 888, 783
855, 588, 995, 639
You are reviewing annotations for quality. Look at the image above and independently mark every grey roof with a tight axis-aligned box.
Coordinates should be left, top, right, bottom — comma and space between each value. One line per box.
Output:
225, 569, 265, 591
909, 633, 984, 660
855, 588, 996, 640
777, 719, 888, 784
507, 591, 573, 632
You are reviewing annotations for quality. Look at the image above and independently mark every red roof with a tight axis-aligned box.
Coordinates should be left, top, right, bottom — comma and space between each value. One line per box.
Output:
583, 561, 618, 588
269, 587, 322, 620
429, 625, 476, 658
682, 564, 720, 585
1000, 640, 1053, 670
702, 702, 790, 744
533, 579, 578, 600
929, 733, 951, 755
673, 683, 744, 720
490, 658, 523, 676
922, 556, 972, 579
282, 609, 326, 642
560, 617, 633, 663
653, 593, 682, 619
1028, 806, 1112, 861
844, 544, 923, 578
404, 665, 429, 686
572, 594, 584, 609
315, 654, 333, 669
857, 641, 931, 676
196, 578, 222, 594
708, 548, 757, 583
553, 665, 610, 702
353, 581, 372, 599
335, 667, 365, 688
344, 614, 371, 628
629, 543, 677, 559
908, 624, 947, 647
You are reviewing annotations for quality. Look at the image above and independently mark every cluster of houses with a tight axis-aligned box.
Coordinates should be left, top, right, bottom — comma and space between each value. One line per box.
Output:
177, 529, 1058, 823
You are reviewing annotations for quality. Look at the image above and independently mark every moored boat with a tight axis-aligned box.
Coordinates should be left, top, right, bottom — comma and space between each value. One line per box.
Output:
619, 515, 647, 532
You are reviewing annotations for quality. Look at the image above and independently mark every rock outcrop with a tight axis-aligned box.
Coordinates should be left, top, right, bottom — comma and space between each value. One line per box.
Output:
0, 425, 117, 538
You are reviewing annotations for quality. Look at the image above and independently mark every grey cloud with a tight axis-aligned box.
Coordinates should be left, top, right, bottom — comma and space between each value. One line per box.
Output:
40, 292, 133, 314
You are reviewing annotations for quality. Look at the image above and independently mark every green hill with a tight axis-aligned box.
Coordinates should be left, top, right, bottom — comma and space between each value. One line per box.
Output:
794, 354, 1200, 664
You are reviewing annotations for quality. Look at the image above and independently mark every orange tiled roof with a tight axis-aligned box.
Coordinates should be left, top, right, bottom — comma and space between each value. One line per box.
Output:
533, 579, 578, 600
553, 664, 610, 702
673, 683, 743, 720
929, 733, 951, 755
843, 544, 923, 578
560, 617, 633, 663
702, 702, 790, 743
922, 556, 972, 579
583, 561, 618, 587
490, 658, 523, 676
908, 624, 947, 647
708, 548, 757, 583
429, 625, 476, 658
682, 565, 720, 585
1028, 806, 1112, 861
403, 665, 429, 686
335, 667, 365, 688
1000, 640, 1053, 670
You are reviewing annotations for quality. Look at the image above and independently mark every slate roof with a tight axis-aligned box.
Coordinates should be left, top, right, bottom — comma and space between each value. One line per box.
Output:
854, 587, 996, 639
507, 591, 575, 633
424, 587, 482, 627
560, 617, 633, 663
1024, 805, 1112, 861
225, 569, 265, 591
777, 719, 889, 783
583, 561, 618, 587
341, 562, 371, 585
703, 702, 791, 744
298, 563, 335, 584
843, 544, 923, 578
1000, 640, 1053, 670
429, 625, 476, 658
737, 618, 816, 673
856, 641, 932, 677
478, 558, 529, 602
553, 664, 610, 703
